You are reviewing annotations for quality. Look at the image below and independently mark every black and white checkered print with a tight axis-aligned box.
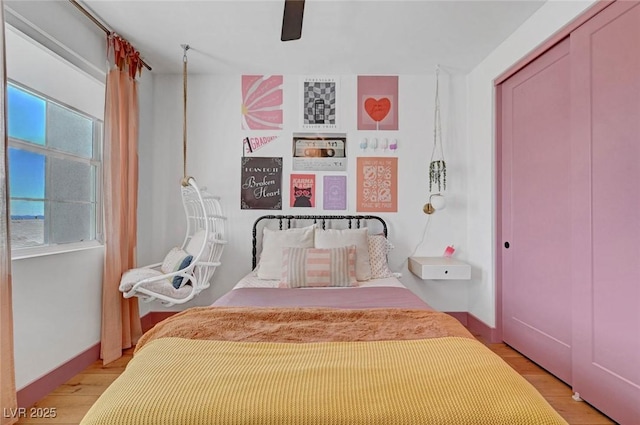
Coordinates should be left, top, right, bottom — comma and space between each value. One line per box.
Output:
303, 82, 336, 124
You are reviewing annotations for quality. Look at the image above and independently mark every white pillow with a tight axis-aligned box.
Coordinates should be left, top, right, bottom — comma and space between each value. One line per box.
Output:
160, 247, 194, 288
314, 228, 372, 281
257, 224, 315, 280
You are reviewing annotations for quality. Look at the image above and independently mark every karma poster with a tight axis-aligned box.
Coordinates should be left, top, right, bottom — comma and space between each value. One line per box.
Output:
357, 76, 398, 130
323, 175, 347, 210
290, 174, 315, 208
357, 157, 398, 212
241, 75, 283, 130
240, 157, 282, 210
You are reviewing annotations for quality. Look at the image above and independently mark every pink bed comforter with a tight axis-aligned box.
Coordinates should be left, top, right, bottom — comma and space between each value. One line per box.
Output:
212, 286, 432, 309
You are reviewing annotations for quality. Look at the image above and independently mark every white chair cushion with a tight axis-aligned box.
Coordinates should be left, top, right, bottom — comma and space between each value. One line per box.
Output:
119, 268, 164, 292
119, 267, 193, 299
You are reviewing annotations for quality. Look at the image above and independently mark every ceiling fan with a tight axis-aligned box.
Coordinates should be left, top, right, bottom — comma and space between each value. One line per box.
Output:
281, 0, 305, 41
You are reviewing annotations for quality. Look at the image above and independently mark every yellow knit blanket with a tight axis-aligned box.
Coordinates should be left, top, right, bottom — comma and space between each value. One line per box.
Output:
81, 336, 567, 424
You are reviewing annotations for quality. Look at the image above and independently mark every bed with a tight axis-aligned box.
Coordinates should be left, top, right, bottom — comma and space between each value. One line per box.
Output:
80, 215, 568, 425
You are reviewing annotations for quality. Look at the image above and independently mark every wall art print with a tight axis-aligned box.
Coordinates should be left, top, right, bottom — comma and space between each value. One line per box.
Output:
356, 157, 398, 213
323, 175, 347, 210
243, 135, 279, 154
292, 133, 347, 172
240, 157, 282, 210
300, 76, 339, 130
290, 174, 316, 208
357, 76, 399, 131
241, 75, 283, 130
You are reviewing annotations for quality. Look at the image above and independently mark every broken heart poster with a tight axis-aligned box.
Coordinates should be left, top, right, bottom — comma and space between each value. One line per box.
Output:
357, 76, 398, 131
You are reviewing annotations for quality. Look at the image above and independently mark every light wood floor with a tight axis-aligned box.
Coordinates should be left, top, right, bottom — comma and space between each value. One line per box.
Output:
16, 340, 617, 425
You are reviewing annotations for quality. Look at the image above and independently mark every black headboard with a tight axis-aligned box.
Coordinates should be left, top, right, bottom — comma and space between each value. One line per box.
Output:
252, 215, 388, 269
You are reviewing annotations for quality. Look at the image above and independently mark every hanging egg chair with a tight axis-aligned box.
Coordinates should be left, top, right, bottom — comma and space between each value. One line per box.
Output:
119, 45, 227, 306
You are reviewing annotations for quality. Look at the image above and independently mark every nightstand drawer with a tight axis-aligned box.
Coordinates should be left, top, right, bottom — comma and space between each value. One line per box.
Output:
408, 257, 471, 280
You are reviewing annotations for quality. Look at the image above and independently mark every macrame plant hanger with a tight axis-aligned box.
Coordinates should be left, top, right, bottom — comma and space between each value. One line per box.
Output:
423, 66, 447, 215
429, 65, 446, 194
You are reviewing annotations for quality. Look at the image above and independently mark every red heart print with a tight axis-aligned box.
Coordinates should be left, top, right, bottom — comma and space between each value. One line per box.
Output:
364, 97, 391, 122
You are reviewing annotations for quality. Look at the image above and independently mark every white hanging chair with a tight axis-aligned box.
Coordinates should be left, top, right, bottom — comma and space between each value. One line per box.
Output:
119, 45, 227, 306
119, 177, 227, 306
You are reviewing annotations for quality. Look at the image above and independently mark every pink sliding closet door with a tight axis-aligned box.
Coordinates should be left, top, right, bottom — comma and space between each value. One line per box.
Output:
500, 38, 572, 384
570, 2, 640, 424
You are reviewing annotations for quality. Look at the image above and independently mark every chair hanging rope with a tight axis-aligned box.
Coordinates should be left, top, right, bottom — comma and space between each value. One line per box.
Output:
181, 44, 190, 186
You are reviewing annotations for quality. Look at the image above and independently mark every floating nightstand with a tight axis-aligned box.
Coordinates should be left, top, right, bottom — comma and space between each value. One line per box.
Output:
408, 256, 471, 280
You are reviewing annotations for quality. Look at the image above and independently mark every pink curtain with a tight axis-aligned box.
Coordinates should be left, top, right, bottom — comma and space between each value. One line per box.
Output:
100, 38, 143, 364
0, 2, 18, 422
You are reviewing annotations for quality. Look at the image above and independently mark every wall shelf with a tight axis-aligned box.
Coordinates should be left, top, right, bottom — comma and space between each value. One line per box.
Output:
408, 256, 471, 280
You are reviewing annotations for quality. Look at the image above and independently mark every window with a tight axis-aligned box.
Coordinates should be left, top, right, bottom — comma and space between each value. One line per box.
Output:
7, 82, 103, 251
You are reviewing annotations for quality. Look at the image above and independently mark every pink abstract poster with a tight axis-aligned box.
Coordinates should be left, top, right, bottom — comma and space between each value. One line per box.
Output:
357, 76, 399, 130
357, 157, 397, 212
241, 75, 283, 130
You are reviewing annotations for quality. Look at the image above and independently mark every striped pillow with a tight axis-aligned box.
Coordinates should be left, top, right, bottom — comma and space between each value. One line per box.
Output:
280, 246, 357, 288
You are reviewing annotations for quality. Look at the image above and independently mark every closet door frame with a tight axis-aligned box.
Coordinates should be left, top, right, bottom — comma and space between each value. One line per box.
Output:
494, 0, 613, 339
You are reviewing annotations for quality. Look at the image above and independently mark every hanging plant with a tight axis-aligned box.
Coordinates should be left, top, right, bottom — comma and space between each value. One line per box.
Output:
429, 160, 446, 192
429, 66, 446, 194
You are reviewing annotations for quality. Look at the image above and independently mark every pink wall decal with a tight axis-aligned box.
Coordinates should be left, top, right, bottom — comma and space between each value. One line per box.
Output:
241, 75, 283, 130
357, 76, 398, 130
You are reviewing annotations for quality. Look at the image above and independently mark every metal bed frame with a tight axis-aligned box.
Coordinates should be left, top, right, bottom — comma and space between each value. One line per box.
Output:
252, 214, 387, 269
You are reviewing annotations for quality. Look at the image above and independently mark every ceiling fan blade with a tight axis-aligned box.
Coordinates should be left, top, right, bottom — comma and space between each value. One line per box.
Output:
281, 0, 305, 41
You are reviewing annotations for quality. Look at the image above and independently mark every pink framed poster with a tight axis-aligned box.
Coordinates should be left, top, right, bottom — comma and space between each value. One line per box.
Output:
357, 76, 399, 131
290, 174, 315, 208
241, 75, 283, 130
357, 157, 397, 212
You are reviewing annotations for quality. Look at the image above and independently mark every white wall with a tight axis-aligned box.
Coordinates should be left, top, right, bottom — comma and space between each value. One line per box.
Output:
6, 27, 104, 120
465, 0, 597, 327
140, 72, 470, 312
5, 0, 106, 81
136, 67, 156, 319
11, 248, 103, 388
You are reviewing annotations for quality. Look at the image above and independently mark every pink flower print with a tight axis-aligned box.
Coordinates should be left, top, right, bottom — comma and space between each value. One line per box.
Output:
241, 75, 283, 130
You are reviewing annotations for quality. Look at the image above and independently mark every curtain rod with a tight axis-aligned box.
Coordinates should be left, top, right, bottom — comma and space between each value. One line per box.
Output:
68, 0, 152, 71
